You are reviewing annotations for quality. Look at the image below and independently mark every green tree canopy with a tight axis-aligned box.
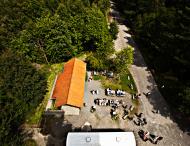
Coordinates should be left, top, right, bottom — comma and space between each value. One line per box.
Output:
109, 21, 119, 40
114, 46, 134, 73
0, 50, 47, 145
11, 3, 113, 64
0, 0, 47, 49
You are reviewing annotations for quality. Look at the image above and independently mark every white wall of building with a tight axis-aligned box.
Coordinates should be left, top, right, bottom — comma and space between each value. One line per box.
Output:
61, 105, 80, 115
66, 132, 136, 146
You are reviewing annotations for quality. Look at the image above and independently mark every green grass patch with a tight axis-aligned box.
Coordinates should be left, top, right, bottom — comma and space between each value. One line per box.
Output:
85, 72, 88, 81
100, 69, 137, 94
120, 71, 137, 94
102, 78, 122, 90
26, 63, 64, 124
93, 75, 104, 80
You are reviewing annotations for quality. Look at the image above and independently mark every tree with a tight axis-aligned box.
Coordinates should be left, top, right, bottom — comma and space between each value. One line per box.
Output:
114, 46, 134, 73
11, 14, 80, 63
109, 21, 119, 40
0, 0, 46, 49
0, 50, 47, 145
178, 87, 190, 116
86, 53, 106, 70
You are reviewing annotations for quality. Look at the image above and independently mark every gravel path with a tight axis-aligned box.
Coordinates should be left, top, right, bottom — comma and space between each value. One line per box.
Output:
111, 1, 190, 145
113, 25, 129, 52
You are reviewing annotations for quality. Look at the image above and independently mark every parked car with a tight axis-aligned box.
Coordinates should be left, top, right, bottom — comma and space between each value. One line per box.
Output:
106, 72, 114, 78
115, 89, 126, 97
105, 88, 115, 96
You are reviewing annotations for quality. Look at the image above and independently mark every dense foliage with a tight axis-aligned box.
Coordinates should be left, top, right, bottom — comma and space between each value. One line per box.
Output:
0, 50, 47, 145
109, 21, 119, 40
1, 0, 113, 64
0, 0, 46, 49
11, 3, 113, 63
114, 46, 134, 73
113, 0, 190, 116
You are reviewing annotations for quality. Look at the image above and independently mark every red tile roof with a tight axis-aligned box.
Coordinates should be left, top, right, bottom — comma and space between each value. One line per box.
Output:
52, 58, 86, 108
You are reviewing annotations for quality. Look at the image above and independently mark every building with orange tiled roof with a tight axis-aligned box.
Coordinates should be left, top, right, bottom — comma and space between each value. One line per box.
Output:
51, 58, 86, 115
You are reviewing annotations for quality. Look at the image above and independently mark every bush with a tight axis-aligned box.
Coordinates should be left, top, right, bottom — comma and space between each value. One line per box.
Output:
86, 54, 105, 71
109, 21, 119, 40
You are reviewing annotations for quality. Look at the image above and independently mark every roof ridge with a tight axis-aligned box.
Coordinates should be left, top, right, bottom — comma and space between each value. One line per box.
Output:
66, 58, 76, 104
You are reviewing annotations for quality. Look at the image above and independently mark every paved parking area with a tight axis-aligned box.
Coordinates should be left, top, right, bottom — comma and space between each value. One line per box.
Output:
65, 74, 134, 129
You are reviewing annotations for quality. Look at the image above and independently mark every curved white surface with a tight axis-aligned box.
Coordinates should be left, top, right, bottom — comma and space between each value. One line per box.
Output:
66, 132, 136, 146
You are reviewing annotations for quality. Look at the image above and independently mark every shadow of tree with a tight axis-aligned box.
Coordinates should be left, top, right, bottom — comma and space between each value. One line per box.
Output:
42, 113, 130, 146
122, 26, 190, 134
40, 113, 71, 146
142, 65, 190, 134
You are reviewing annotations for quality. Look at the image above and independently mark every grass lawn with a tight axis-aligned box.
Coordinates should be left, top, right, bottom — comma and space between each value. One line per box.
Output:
100, 69, 137, 94
120, 71, 137, 94
93, 75, 104, 80
26, 63, 64, 125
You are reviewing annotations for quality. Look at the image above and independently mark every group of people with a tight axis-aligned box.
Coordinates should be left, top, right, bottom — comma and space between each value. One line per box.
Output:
88, 71, 163, 144
138, 130, 163, 144
88, 75, 93, 82
110, 108, 119, 120
133, 113, 147, 126
131, 91, 152, 100
93, 98, 136, 121
122, 105, 135, 120
105, 88, 115, 96
91, 90, 99, 95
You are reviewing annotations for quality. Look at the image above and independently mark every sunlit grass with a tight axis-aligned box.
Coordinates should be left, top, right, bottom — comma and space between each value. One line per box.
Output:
100, 70, 137, 94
